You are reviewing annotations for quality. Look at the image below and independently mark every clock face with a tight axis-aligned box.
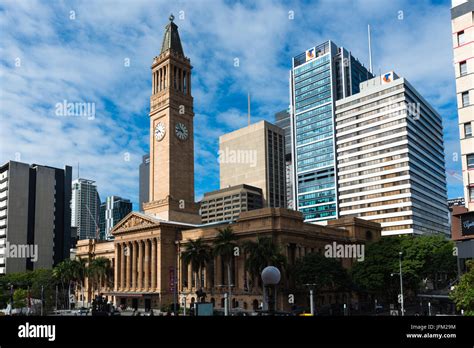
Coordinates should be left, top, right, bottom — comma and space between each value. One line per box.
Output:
154, 122, 166, 141
175, 122, 188, 141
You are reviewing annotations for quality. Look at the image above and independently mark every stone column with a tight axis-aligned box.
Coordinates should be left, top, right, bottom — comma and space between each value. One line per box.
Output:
238, 255, 245, 292
215, 255, 222, 287
125, 242, 131, 290
188, 262, 193, 290
151, 238, 157, 292
132, 241, 137, 291
156, 238, 161, 292
114, 243, 120, 291
138, 240, 143, 291
120, 243, 126, 290
144, 239, 150, 291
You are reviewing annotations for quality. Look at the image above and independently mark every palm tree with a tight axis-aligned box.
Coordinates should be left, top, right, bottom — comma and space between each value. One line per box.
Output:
242, 236, 287, 290
88, 257, 111, 298
213, 226, 238, 313
181, 238, 211, 294
73, 258, 88, 307
53, 259, 76, 309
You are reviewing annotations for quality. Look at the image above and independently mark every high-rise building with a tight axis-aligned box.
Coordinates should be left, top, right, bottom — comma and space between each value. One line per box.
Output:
451, 0, 474, 211
139, 154, 150, 212
71, 178, 101, 240
275, 109, 294, 209
219, 120, 286, 208
335, 72, 450, 236
99, 196, 132, 240
200, 184, 263, 224
289, 41, 373, 223
0, 161, 71, 274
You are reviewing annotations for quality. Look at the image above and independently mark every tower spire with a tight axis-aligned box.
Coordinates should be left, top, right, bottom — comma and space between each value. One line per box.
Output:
160, 13, 184, 56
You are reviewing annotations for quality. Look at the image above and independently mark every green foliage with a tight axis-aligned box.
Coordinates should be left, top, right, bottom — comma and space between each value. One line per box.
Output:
351, 235, 458, 302
293, 252, 349, 292
13, 288, 27, 308
242, 236, 287, 283
182, 238, 211, 289
0, 269, 56, 310
213, 226, 238, 263
450, 260, 474, 315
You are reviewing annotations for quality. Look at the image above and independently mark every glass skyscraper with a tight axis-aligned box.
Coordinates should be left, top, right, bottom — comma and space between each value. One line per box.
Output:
290, 40, 372, 223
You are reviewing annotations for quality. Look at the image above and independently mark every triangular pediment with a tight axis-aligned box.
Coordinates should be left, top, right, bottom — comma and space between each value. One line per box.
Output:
111, 212, 160, 235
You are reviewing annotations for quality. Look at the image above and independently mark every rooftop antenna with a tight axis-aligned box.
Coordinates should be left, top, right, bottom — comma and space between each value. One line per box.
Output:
77, 162, 80, 180
368, 24, 373, 75
247, 92, 251, 126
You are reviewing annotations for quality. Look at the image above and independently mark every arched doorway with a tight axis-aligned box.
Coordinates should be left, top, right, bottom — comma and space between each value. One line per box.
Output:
252, 299, 259, 311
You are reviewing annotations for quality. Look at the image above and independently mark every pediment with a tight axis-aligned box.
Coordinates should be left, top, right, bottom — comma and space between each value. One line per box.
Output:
111, 212, 160, 235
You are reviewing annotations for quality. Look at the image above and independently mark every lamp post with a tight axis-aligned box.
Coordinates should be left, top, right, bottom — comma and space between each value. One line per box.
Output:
304, 283, 317, 315
391, 252, 404, 316
261, 266, 281, 315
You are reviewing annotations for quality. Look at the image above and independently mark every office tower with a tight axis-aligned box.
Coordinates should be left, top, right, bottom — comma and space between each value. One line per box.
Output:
99, 196, 132, 240
334, 72, 450, 236
275, 109, 294, 209
200, 184, 263, 224
452, 0, 474, 211
71, 178, 101, 240
289, 40, 373, 223
139, 154, 150, 212
0, 161, 71, 274
219, 120, 286, 208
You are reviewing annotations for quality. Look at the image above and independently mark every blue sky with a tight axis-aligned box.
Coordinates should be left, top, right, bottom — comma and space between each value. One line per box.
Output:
0, 0, 463, 210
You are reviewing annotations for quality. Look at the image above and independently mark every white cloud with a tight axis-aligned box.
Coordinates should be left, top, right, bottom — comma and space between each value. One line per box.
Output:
0, 0, 462, 208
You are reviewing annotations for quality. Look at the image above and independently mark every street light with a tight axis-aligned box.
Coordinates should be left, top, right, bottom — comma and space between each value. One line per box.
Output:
391, 251, 404, 316
304, 283, 317, 315
261, 266, 281, 315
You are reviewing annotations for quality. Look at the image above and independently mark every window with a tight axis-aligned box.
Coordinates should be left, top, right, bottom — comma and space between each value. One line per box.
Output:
460, 61, 468, 76
458, 31, 465, 45
470, 187, 474, 202
468, 154, 474, 170
462, 91, 470, 107
465, 123, 472, 138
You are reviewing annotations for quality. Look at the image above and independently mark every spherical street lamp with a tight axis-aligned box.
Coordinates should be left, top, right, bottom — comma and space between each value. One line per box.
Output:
261, 266, 281, 285
261, 266, 281, 315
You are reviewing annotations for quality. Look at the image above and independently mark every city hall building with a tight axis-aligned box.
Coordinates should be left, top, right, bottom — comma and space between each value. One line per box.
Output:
76, 15, 381, 312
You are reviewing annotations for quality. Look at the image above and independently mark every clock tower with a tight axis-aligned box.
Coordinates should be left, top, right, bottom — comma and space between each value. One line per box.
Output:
143, 14, 201, 224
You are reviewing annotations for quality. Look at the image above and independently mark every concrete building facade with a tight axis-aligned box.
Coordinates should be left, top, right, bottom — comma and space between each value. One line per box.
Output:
219, 120, 286, 208
452, 0, 474, 211
0, 161, 72, 274
275, 109, 294, 209
200, 184, 263, 224
335, 72, 450, 236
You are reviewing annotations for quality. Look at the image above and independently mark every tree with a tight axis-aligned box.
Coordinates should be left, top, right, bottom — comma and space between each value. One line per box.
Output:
450, 260, 474, 316
88, 257, 111, 296
351, 235, 458, 303
242, 236, 286, 289
181, 238, 211, 293
293, 252, 349, 292
53, 259, 77, 309
13, 288, 27, 309
213, 226, 238, 311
